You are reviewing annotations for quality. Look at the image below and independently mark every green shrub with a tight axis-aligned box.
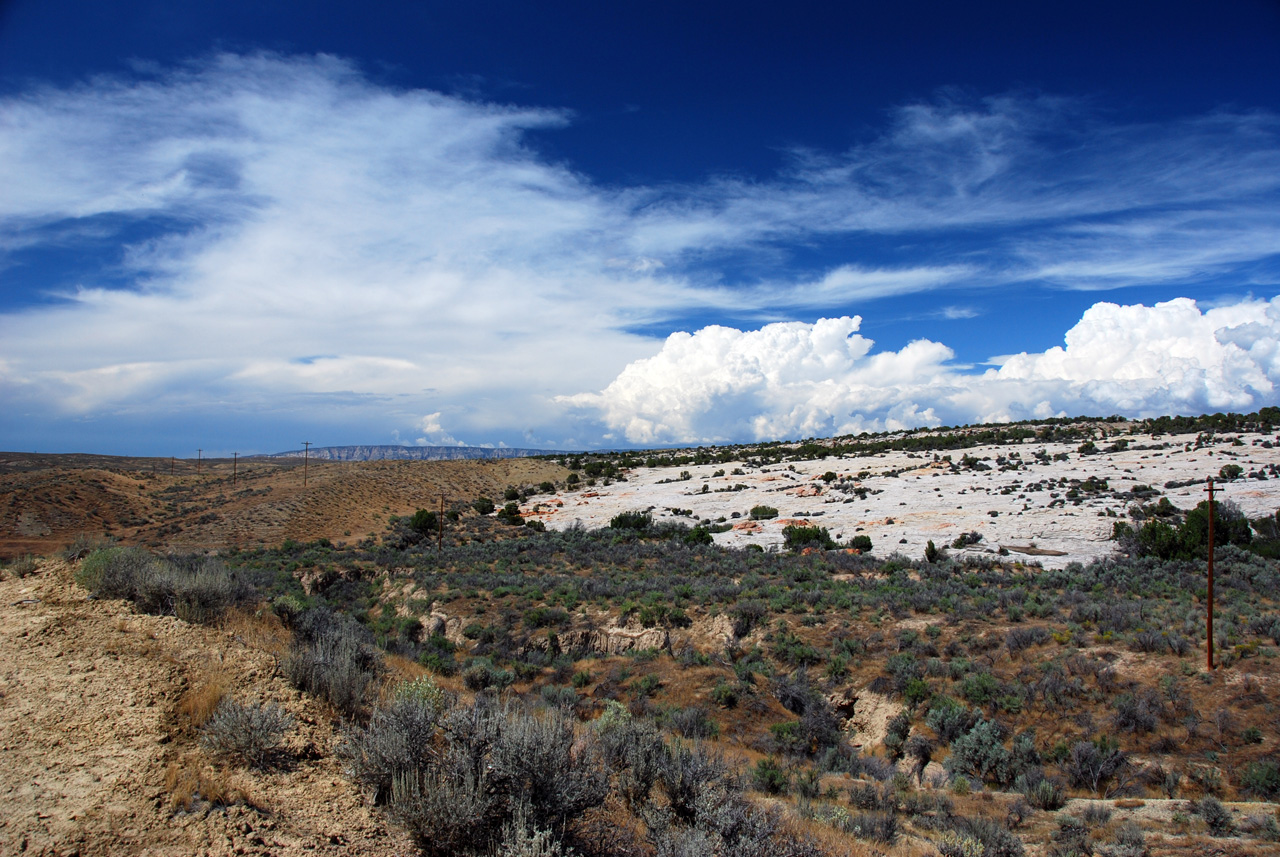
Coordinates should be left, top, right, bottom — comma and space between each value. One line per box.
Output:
904, 678, 932, 707
927, 697, 978, 745
710, 681, 738, 708
473, 497, 495, 515
1063, 739, 1128, 795
683, 525, 713, 546
1024, 777, 1065, 810
752, 756, 788, 794
749, 505, 778, 520
883, 711, 912, 760
958, 671, 999, 706
937, 830, 985, 857
609, 511, 651, 530
783, 525, 835, 551
462, 659, 514, 692
409, 509, 438, 534
496, 502, 525, 525
946, 719, 1013, 784
1241, 759, 1280, 798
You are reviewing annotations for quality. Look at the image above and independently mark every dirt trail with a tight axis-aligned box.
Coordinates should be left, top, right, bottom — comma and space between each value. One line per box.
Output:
0, 562, 412, 857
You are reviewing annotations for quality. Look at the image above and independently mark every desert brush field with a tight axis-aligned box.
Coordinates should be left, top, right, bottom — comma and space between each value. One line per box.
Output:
5, 412, 1280, 856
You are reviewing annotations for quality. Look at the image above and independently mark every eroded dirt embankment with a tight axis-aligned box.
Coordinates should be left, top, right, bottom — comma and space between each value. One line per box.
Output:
0, 561, 412, 857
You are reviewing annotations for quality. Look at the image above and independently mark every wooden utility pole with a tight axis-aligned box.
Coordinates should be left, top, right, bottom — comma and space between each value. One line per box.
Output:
232, 452, 238, 487
302, 441, 312, 487
197, 449, 202, 475
1206, 478, 1216, 670
170, 456, 174, 476
438, 494, 445, 552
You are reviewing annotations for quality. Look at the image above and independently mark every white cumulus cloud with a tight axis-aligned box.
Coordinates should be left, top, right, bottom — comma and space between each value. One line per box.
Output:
415, 412, 459, 446
567, 296, 1280, 444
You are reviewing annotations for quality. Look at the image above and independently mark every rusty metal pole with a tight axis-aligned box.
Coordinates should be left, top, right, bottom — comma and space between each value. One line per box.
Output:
1206, 478, 1216, 671
438, 494, 444, 551
302, 441, 312, 488
197, 449, 202, 475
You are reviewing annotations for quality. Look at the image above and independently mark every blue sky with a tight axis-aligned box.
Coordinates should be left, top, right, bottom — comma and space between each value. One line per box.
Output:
1, 1, 1279, 455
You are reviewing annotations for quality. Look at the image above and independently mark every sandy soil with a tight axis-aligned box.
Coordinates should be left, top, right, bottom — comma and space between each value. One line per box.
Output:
0, 560, 413, 857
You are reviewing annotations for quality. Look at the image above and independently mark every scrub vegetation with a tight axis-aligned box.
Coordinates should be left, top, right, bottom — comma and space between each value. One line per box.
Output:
33, 408, 1280, 855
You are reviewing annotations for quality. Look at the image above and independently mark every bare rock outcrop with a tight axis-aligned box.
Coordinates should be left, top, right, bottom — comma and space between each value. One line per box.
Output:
548, 624, 669, 656
426, 611, 468, 646
845, 690, 902, 749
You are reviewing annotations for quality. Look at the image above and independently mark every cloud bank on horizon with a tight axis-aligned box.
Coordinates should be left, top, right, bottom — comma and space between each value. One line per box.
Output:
566, 297, 1280, 443
1, 53, 1280, 451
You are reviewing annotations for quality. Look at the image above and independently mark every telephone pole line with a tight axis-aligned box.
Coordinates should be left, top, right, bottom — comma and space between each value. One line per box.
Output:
1205, 478, 1217, 671
301, 441, 312, 488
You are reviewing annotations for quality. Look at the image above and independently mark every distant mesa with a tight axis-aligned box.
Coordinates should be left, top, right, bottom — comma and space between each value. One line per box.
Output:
257, 445, 555, 462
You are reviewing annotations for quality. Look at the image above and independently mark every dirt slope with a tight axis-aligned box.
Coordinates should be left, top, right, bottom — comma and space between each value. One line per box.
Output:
0, 454, 569, 559
0, 560, 413, 857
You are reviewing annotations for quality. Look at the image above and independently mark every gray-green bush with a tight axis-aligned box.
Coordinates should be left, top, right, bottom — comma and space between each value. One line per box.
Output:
200, 698, 294, 768
74, 547, 245, 624
340, 678, 452, 803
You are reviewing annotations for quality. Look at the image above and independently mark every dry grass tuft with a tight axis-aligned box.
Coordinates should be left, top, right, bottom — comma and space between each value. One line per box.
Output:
163, 760, 251, 814
221, 606, 291, 659
177, 671, 229, 732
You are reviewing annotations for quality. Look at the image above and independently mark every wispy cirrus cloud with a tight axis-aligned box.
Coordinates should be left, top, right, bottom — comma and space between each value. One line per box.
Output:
1, 54, 1279, 450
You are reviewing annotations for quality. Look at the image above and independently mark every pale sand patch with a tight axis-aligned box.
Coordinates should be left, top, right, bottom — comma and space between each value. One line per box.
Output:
538, 429, 1280, 569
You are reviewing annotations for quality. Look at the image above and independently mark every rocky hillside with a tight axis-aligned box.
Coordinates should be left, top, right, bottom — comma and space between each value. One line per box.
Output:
0, 454, 568, 560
